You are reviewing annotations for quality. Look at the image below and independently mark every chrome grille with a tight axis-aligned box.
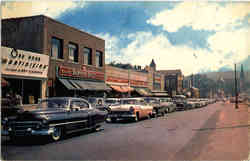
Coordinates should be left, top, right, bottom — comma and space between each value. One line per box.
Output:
12, 121, 40, 130
110, 111, 131, 115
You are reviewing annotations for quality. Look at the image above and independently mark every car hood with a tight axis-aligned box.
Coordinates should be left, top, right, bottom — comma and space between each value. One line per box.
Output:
15, 108, 67, 121
109, 104, 134, 111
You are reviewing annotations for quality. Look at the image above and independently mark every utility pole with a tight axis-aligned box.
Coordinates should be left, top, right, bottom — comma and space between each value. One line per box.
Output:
235, 64, 238, 109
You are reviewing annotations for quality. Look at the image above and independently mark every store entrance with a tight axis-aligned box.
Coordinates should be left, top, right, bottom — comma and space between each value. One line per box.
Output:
3, 78, 41, 104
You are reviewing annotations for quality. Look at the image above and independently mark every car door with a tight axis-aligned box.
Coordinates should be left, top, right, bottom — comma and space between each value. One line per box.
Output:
67, 99, 89, 131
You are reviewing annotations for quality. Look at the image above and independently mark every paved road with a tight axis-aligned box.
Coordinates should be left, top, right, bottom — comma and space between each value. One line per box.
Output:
2, 102, 248, 160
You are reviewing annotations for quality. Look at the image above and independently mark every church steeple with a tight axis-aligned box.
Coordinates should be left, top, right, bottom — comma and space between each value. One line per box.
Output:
150, 59, 156, 71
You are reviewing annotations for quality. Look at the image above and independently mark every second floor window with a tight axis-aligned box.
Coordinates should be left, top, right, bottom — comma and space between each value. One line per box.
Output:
96, 51, 103, 67
68, 43, 78, 62
51, 37, 63, 59
83, 47, 92, 65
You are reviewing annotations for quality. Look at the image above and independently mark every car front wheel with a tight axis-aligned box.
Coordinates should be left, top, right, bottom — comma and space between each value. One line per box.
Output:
51, 126, 63, 141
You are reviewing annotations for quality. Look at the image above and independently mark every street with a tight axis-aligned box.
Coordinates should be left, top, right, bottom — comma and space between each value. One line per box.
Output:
1, 102, 248, 160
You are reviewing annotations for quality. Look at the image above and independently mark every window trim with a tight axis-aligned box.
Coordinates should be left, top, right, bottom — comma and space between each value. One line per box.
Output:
51, 37, 63, 59
68, 42, 78, 63
83, 47, 92, 65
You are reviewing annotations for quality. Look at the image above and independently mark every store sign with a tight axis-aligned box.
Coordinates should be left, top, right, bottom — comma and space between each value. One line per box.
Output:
106, 76, 129, 84
130, 80, 148, 87
58, 65, 105, 81
1, 46, 49, 79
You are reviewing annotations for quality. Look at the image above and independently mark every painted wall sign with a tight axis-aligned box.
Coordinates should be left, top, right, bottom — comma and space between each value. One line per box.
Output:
1, 46, 49, 79
58, 65, 105, 81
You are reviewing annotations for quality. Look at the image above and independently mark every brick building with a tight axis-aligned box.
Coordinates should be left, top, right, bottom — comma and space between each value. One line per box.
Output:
2, 15, 109, 99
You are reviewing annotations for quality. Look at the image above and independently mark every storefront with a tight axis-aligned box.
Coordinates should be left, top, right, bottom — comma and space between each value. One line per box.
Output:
105, 65, 133, 97
55, 65, 110, 97
1, 46, 49, 104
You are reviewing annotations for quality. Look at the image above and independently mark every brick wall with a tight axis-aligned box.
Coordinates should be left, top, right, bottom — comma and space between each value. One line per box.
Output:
2, 15, 44, 54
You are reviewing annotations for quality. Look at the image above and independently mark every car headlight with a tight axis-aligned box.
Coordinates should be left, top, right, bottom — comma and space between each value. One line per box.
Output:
129, 107, 135, 113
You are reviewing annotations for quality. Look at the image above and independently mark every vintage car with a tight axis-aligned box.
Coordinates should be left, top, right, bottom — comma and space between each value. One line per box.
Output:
158, 98, 176, 113
87, 97, 109, 112
143, 97, 166, 117
105, 98, 121, 106
2, 97, 107, 141
108, 98, 153, 122
187, 99, 202, 108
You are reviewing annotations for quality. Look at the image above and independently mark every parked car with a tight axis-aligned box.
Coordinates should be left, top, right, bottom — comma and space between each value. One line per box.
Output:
2, 97, 107, 142
159, 98, 176, 113
105, 98, 121, 106
108, 98, 153, 122
143, 97, 166, 117
87, 97, 109, 112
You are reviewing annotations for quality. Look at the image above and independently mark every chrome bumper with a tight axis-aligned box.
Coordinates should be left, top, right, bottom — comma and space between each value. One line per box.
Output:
3, 127, 55, 136
108, 114, 136, 118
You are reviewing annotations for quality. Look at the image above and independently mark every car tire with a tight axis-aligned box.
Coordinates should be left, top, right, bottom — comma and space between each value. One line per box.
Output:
51, 126, 63, 141
134, 112, 139, 122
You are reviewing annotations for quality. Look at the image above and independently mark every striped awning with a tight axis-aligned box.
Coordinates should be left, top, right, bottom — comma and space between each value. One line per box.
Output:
59, 79, 111, 91
110, 85, 133, 93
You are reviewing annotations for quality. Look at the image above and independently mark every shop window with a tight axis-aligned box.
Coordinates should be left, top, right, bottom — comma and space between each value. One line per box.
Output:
51, 37, 63, 59
96, 51, 103, 67
83, 47, 92, 65
68, 43, 78, 63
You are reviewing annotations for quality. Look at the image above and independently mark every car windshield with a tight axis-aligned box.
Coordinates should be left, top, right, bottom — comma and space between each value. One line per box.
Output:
105, 99, 118, 104
144, 98, 158, 104
88, 98, 97, 104
38, 98, 68, 108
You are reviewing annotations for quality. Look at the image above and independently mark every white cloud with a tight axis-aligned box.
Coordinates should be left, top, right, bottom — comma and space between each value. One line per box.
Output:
2, 1, 86, 19
147, 2, 250, 32
119, 31, 249, 76
95, 33, 122, 63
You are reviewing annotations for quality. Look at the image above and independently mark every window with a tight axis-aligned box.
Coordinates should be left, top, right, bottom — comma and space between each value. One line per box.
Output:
71, 99, 89, 109
51, 37, 63, 59
68, 43, 78, 62
83, 47, 92, 65
96, 51, 103, 67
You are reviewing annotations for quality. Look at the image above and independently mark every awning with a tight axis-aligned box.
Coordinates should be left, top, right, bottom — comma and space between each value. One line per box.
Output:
75, 80, 111, 91
151, 90, 169, 97
134, 87, 152, 96
59, 79, 111, 91
110, 85, 133, 93
1, 78, 9, 87
152, 92, 169, 97
59, 79, 76, 90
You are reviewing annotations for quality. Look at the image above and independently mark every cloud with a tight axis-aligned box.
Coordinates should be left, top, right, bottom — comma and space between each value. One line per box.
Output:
118, 31, 249, 76
147, 2, 250, 32
94, 33, 122, 63
2, 1, 86, 19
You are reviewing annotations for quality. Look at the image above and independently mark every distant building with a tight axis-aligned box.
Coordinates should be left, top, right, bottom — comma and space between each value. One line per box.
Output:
158, 69, 184, 96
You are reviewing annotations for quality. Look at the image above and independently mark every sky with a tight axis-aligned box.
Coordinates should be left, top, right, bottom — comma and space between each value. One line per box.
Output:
2, 1, 250, 76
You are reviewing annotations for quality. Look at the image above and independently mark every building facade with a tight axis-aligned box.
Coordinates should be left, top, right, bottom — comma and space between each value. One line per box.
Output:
158, 69, 183, 96
1, 46, 49, 104
2, 15, 108, 99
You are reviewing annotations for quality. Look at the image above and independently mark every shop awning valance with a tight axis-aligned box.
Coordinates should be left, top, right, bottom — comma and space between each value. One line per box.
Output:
59, 79, 111, 91
134, 87, 152, 96
110, 85, 134, 93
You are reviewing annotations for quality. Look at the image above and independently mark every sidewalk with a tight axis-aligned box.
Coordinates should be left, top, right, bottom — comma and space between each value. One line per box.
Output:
193, 102, 249, 160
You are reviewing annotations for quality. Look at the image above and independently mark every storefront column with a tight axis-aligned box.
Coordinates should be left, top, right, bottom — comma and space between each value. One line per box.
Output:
41, 79, 47, 99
